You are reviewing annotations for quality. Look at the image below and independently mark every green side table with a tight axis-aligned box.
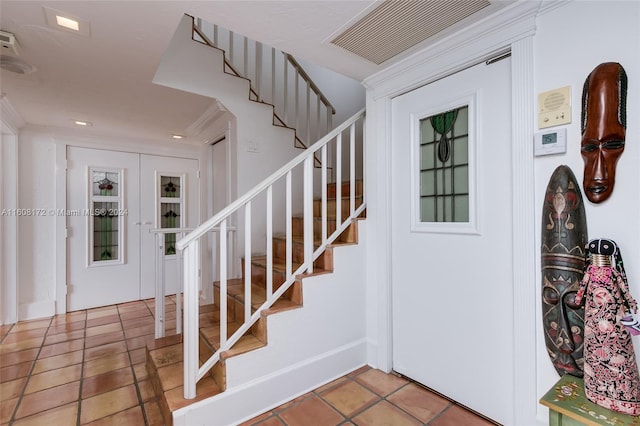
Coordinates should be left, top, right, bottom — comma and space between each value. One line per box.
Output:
540, 374, 640, 425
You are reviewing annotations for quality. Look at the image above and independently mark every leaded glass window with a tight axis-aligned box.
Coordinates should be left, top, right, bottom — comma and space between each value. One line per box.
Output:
90, 169, 123, 264
159, 175, 184, 255
419, 106, 469, 222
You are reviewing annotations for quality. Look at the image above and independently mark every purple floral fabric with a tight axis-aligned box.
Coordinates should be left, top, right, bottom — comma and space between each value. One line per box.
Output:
576, 265, 640, 415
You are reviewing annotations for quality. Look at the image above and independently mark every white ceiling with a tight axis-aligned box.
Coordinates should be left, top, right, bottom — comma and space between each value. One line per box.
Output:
0, 1, 513, 143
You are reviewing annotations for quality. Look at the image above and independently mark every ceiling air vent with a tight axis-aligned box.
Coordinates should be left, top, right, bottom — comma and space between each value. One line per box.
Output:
0, 30, 19, 56
331, 0, 490, 65
0, 55, 36, 74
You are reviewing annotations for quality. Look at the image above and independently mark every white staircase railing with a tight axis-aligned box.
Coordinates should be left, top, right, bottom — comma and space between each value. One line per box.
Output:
177, 108, 366, 399
192, 18, 336, 149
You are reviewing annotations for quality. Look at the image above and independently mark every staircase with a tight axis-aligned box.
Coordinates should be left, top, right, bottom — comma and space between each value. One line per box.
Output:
146, 181, 364, 425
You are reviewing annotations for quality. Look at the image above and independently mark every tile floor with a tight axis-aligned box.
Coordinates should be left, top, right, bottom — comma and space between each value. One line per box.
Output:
1, 298, 496, 425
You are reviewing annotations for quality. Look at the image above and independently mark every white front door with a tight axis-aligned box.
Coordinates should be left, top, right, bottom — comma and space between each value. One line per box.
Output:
391, 58, 514, 423
67, 147, 199, 311
67, 147, 141, 310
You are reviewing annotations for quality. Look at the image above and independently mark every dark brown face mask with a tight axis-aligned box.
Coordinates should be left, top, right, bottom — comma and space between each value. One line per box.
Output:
580, 62, 628, 204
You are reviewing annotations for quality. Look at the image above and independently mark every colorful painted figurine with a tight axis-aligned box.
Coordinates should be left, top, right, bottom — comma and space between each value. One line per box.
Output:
580, 62, 627, 204
575, 239, 640, 415
541, 165, 588, 377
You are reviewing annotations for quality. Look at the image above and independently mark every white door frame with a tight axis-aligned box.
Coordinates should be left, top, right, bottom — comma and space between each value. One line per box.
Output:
363, 3, 540, 425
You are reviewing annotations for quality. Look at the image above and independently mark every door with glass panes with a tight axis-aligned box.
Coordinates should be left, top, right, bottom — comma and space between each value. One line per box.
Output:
67, 147, 199, 311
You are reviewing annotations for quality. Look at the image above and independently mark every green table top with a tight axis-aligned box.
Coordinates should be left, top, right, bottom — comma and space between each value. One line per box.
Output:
540, 374, 640, 426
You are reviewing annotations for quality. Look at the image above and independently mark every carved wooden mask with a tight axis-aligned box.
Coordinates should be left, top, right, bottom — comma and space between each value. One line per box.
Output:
580, 62, 628, 204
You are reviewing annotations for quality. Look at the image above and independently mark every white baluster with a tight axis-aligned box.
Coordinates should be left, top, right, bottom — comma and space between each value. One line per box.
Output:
350, 123, 356, 215
266, 186, 273, 298
183, 240, 199, 399
286, 171, 292, 279
336, 132, 342, 227
244, 202, 252, 323
303, 156, 313, 274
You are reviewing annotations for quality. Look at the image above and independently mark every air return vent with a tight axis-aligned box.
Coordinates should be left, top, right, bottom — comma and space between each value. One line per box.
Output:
331, 0, 490, 65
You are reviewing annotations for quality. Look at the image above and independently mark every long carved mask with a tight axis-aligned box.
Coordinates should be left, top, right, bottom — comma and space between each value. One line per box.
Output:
580, 62, 628, 203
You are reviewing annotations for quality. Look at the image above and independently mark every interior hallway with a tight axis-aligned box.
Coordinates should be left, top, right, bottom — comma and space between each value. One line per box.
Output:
1, 297, 496, 425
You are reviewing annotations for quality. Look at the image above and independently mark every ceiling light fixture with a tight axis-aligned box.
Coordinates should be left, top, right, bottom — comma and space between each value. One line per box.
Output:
74, 120, 92, 126
172, 134, 184, 140
56, 16, 80, 31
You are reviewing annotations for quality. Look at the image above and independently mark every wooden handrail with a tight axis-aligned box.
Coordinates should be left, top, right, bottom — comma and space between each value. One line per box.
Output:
285, 54, 335, 115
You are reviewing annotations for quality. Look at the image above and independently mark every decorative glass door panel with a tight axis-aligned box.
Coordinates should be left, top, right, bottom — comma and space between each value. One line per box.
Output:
90, 169, 124, 265
158, 174, 184, 256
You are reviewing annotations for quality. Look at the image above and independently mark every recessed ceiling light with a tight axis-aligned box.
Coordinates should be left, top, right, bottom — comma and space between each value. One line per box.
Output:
172, 134, 184, 140
43, 7, 91, 37
56, 16, 79, 31
74, 120, 92, 126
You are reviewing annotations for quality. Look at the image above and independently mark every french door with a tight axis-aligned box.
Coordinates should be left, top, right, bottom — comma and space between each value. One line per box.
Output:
391, 58, 514, 423
67, 147, 199, 311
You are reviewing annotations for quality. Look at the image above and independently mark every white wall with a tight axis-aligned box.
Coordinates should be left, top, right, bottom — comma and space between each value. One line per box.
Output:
534, 1, 640, 422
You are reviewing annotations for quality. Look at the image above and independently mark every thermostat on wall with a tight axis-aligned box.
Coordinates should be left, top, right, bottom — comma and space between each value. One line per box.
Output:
534, 128, 567, 156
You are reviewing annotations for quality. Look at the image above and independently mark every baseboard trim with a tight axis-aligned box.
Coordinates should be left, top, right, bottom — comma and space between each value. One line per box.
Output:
173, 338, 367, 426
19, 300, 56, 321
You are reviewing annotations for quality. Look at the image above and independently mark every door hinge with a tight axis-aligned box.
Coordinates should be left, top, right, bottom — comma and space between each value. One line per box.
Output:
197, 170, 201, 179
65, 227, 70, 238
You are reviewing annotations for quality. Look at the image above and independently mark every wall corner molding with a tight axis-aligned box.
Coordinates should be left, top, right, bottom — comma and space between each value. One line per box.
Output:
1, 95, 26, 132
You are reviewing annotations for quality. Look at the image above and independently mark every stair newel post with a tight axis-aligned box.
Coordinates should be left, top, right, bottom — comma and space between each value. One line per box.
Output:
155, 232, 165, 338
183, 239, 199, 400
321, 145, 328, 244
266, 186, 273, 298
349, 123, 356, 216
244, 202, 252, 324
303, 156, 314, 274
335, 132, 342, 229
176, 231, 183, 335
219, 220, 228, 348
285, 171, 293, 280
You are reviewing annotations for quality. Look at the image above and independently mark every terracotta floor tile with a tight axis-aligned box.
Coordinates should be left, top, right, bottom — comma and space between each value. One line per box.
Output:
0, 337, 43, 354
314, 377, 348, 394
84, 330, 125, 349
32, 350, 83, 374
355, 369, 408, 397
429, 404, 496, 426
143, 400, 164, 426
1, 361, 33, 383
387, 383, 450, 423
39, 338, 84, 358
321, 381, 379, 417
129, 347, 147, 365
86, 307, 119, 320
126, 334, 155, 351
347, 365, 370, 378
11, 319, 51, 333
133, 363, 149, 381
0, 377, 26, 401
279, 396, 344, 426
124, 324, 155, 339
0, 324, 13, 338
83, 352, 130, 378
81, 366, 134, 399
122, 316, 154, 329
11, 402, 78, 426
240, 411, 272, 425
0, 397, 18, 424
24, 364, 82, 394
14, 381, 80, 420
84, 340, 127, 361
2, 328, 47, 344
48, 320, 86, 335
43, 329, 85, 345
120, 308, 152, 321
274, 393, 313, 413
51, 311, 86, 325
117, 301, 148, 313
0, 348, 39, 367
85, 322, 122, 338
253, 416, 285, 426
352, 400, 421, 426
86, 314, 120, 328
79, 384, 138, 424
137, 379, 156, 402
83, 404, 145, 425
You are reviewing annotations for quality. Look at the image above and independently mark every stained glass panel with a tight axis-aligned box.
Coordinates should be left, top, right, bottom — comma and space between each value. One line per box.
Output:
93, 201, 119, 261
92, 171, 119, 196
161, 202, 180, 255
161, 176, 181, 198
419, 105, 469, 223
